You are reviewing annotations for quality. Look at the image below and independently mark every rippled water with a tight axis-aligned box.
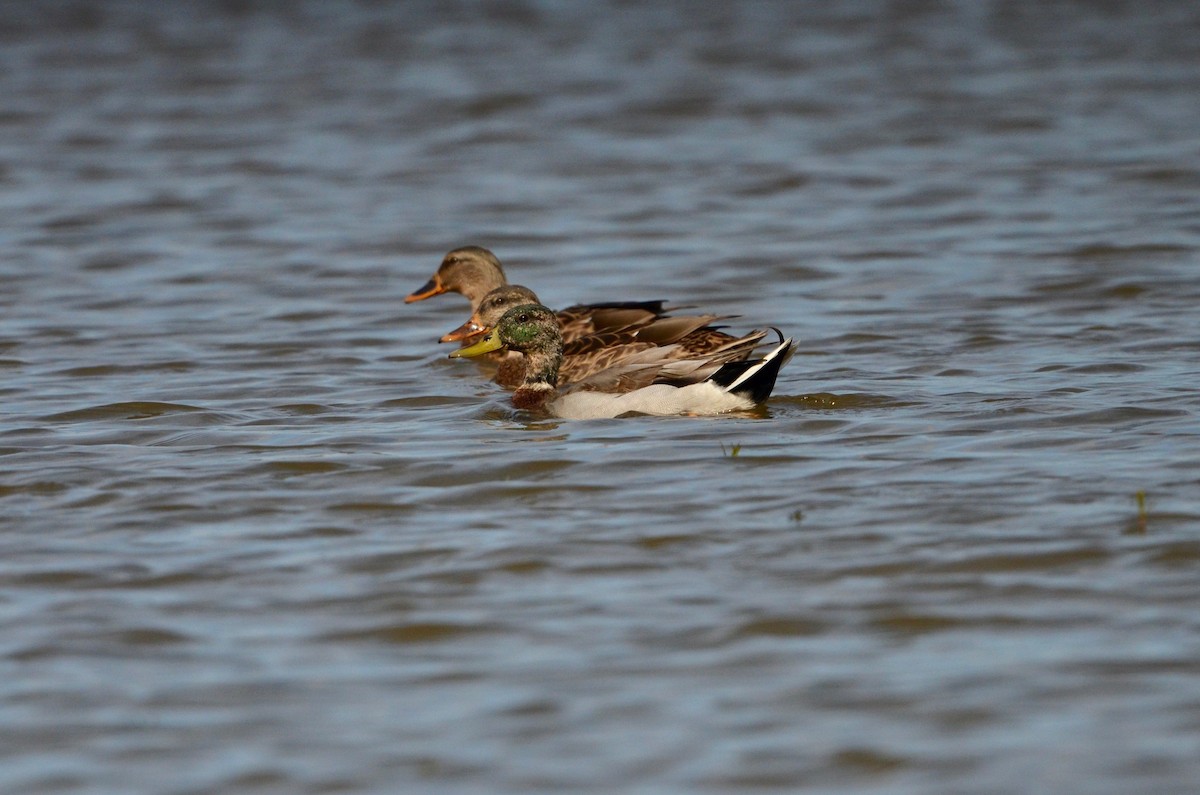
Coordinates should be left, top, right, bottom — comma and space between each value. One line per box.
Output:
3, 2, 1200, 793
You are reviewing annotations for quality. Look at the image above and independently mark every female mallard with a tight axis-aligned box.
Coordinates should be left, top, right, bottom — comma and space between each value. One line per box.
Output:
449, 304, 794, 419
406, 246, 671, 343
444, 285, 767, 387
405, 246, 506, 307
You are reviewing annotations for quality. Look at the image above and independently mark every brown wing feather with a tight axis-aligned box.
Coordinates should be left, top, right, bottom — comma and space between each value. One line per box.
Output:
492, 293, 774, 391
568, 361, 670, 394
555, 327, 769, 386
675, 328, 767, 359
631, 315, 728, 345
559, 342, 655, 383
555, 300, 671, 343
562, 329, 643, 357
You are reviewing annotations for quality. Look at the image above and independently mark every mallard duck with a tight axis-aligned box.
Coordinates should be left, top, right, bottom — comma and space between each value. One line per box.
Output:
449, 304, 794, 419
405, 246, 506, 307
407, 246, 671, 344
444, 285, 766, 387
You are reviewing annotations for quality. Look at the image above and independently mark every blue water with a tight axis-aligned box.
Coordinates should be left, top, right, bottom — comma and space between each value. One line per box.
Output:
2, 2, 1199, 793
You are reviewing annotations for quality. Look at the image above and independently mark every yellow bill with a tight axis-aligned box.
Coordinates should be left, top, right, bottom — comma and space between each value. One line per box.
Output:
448, 331, 504, 359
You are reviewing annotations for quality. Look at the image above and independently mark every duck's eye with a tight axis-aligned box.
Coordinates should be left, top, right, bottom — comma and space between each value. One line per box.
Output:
517, 313, 530, 323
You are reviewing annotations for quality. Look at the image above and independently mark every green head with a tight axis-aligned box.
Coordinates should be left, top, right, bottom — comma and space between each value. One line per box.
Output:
449, 304, 562, 359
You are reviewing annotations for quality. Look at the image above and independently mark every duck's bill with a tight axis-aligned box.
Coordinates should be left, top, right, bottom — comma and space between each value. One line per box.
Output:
439, 317, 488, 343
404, 277, 444, 303
448, 331, 504, 359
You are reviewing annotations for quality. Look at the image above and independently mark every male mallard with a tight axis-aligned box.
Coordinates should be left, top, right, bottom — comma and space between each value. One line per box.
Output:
444, 285, 766, 387
449, 304, 794, 419
407, 246, 671, 343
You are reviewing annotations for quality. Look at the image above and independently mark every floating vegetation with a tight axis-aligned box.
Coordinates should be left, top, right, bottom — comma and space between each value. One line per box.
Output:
1125, 490, 1149, 535
720, 442, 742, 458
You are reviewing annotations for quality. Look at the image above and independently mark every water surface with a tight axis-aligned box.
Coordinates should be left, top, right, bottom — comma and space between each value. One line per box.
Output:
2, 2, 1199, 793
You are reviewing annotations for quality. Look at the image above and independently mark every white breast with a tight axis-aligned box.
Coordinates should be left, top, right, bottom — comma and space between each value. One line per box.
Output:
550, 383, 755, 419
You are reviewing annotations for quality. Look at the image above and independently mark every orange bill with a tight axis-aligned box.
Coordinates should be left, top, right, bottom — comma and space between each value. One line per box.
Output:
404, 276, 444, 303
439, 316, 488, 343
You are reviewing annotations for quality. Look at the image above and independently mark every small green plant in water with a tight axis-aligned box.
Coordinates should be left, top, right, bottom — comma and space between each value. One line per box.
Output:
720, 442, 742, 458
1126, 490, 1148, 535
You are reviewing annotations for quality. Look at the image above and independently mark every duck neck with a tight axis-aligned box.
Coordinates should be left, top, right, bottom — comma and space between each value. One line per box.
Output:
521, 346, 562, 390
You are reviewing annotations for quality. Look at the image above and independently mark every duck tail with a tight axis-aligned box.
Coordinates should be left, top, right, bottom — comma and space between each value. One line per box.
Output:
707, 333, 795, 404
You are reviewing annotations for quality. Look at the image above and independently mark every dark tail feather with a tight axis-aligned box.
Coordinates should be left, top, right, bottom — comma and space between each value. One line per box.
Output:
707, 337, 795, 404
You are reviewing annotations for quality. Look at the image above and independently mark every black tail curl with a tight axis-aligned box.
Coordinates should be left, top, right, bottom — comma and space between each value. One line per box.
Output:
708, 337, 795, 404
